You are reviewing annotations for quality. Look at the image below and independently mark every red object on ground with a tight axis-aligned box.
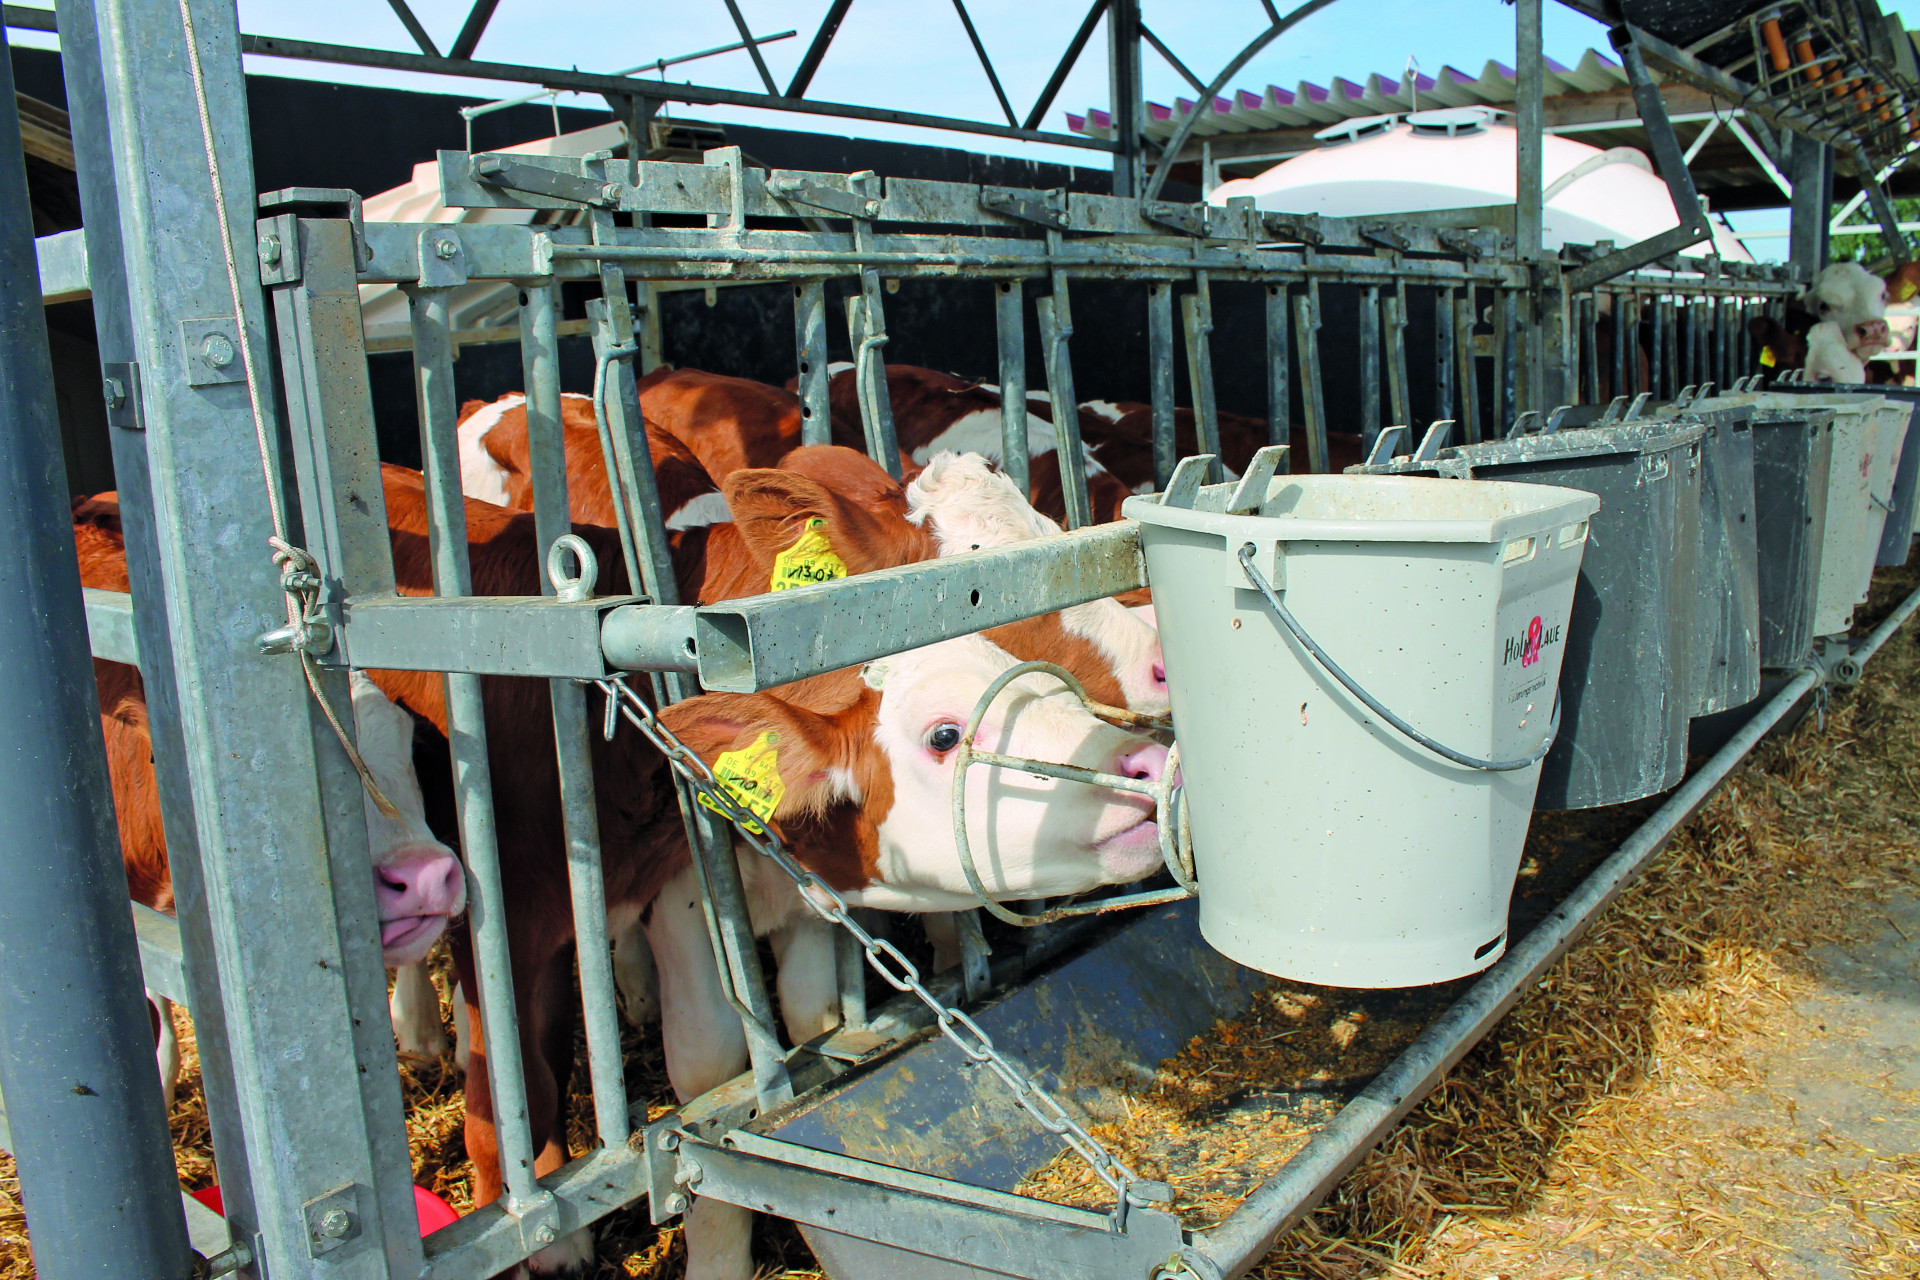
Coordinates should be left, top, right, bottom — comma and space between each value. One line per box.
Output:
189, 1184, 458, 1236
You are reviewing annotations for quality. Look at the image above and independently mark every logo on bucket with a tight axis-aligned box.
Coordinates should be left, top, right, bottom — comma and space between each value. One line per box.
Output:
1503, 615, 1561, 668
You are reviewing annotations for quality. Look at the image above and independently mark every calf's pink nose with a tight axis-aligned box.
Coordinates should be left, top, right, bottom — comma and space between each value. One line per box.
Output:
1854, 318, 1890, 351
1116, 741, 1170, 783
374, 846, 466, 920
1151, 658, 1167, 685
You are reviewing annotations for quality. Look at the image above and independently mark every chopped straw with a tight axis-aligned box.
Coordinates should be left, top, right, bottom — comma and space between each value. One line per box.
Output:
0, 566, 1914, 1279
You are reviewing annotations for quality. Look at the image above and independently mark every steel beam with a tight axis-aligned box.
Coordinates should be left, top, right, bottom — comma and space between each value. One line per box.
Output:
0, 50, 190, 1278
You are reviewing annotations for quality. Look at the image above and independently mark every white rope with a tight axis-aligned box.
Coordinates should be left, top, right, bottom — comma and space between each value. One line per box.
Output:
174, 0, 397, 818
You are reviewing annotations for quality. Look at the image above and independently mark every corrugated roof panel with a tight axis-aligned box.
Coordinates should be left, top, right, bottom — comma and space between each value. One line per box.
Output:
1092, 46, 1652, 142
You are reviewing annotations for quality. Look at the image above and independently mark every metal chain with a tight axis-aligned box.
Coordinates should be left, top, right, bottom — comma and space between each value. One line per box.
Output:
592, 673, 1150, 1225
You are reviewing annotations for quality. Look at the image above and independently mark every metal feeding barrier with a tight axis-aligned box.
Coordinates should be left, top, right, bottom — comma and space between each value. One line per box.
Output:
1, 0, 1915, 1278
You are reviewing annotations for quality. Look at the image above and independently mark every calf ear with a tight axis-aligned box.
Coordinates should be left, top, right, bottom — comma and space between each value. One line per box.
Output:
725, 468, 929, 575
657, 692, 855, 822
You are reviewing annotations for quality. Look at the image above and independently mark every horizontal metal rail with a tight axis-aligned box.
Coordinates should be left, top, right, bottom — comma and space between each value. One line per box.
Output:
1181, 584, 1920, 1278
34, 227, 87, 304
681, 521, 1145, 692
84, 587, 139, 665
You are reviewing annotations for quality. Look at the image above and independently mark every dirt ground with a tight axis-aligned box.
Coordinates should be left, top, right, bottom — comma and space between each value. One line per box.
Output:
0, 566, 1914, 1280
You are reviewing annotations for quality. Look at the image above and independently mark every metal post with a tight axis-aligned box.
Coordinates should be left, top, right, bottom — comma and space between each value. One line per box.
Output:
1680, 298, 1696, 388
794, 280, 832, 446
520, 285, 630, 1150
1515, 0, 1544, 261
55, 0, 253, 1211
1149, 281, 1178, 487
1454, 287, 1481, 442
1493, 289, 1514, 432
1358, 285, 1382, 453
1107, 0, 1143, 198
1580, 293, 1598, 403
994, 280, 1030, 492
846, 270, 902, 477
1858, 165, 1911, 262
411, 286, 547, 1213
1616, 290, 1634, 397
91, 0, 413, 1268
0, 52, 190, 1279
1038, 271, 1092, 526
1434, 286, 1455, 425
1293, 282, 1329, 471
1660, 296, 1677, 398
1384, 283, 1411, 433
1265, 283, 1291, 458
1788, 133, 1831, 279
1181, 273, 1221, 481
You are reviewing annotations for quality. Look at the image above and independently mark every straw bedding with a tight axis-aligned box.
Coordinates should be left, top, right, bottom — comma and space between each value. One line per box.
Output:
0, 566, 1914, 1279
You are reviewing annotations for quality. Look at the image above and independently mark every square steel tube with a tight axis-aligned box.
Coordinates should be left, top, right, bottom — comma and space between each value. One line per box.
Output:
678, 522, 1145, 692
336, 592, 650, 677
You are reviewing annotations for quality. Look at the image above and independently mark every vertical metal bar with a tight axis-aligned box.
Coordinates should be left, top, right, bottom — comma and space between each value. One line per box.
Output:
1454, 287, 1481, 442
1693, 298, 1709, 389
1293, 283, 1329, 471
55, 0, 253, 1219
1788, 135, 1831, 279
0, 49, 189, 1278
1433, 286, 1455, 425
1618, 291, 1636, 397
1038, 273, 1092, 526
1385, 283, 1411, 432
635, 280, 664, 375
794, 280, 832, 447
1492, 289, 1514, 433
1659, 296, 1677, 398
1181, 272, 1221, 481
1742, 297, 1755, 375
1679, 297, 1696, 387
1583, 292, 1600, 402
92, 0, 413, 1268
1106, 0, 1144, 197
1357, 285, 1382, 454
1859, 165, 1911, 262
834, 930, 868, 1031
521, 285, 629, 1151
953, 910, 992, 1003
1516, 0, 1544, 261
1149, 281, 1178, 487
1265, 282, 1291, 457
1718, 297, 1733, 389
846, 271, 902, 477
268, 221, 426, 1270
411, 287, 545, 1212
994, 279, 1030, 492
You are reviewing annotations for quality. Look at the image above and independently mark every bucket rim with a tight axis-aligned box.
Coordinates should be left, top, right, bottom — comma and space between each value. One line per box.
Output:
1123, 473, 1598, 543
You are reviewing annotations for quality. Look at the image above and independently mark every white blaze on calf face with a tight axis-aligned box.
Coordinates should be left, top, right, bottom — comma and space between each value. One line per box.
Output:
454, 393, 522, 506
1807, 262, 1891, 360
906, 451, 1169, 714
351, 672, 468, 965
853, 635, 1167, 911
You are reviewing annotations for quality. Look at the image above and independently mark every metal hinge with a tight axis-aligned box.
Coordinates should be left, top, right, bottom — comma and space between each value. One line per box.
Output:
1142, 200, 1209, 237
980, 186, 1068, 229
473, 154, 621, 208
770, 174, 882, 220
1258, 211, 1323, 245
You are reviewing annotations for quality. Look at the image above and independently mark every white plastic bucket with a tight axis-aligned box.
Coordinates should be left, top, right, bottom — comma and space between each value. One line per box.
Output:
1125, 470, 1599, 988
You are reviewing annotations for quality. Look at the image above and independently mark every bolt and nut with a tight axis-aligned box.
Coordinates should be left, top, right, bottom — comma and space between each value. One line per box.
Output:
317, 1208, 352, 1239
433, 238, 458, 260
200, 332, 236, 370
533, 1224, 557, 1245
259, 233, 282, 266
664, 1192, 690, 1215
101, 377, 127, 409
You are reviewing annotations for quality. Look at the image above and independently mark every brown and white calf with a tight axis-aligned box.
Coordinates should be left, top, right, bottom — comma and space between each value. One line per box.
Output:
372, 462, 1170, 1275
71, 496, 468, 1097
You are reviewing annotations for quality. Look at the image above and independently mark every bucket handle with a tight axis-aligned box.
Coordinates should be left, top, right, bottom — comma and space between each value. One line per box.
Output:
1237, 544, 1559, 773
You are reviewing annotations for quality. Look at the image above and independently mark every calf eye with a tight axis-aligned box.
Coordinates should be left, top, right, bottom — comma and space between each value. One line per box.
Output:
925, 723, 964, 755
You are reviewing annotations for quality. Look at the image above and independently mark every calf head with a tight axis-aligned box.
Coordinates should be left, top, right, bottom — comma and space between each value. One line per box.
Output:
660, 634, 1168, 914
1748, 313, 1810, 373
1804, 320, 1870, 384
350, 672, 466, 964
1807, 261, 1890, 358
906, 452, 1169, 715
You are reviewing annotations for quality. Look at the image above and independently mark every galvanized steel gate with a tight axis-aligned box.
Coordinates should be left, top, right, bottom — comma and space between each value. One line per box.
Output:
0, 0, 1878, 1278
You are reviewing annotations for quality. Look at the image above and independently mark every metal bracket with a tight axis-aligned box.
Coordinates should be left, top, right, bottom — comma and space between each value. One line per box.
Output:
473, 153, 619, 208
1360, 223, 1410, 253
980, 186, 1069, 229
179, 318, 245, 387
1413, 418, 1453, 461
1815, 635, 1864, 686
301, 1183, 361, 1259
1365, 425, 1409, 465
258, 186, 367, 272
1141, 200, 1209, 237
770, 174, 883, 220
255, 213, 302, 287
101, 360, 142, 431
415, 227, 468, 289
1437, 227, 1484, 259
1258, 211, 1323, 245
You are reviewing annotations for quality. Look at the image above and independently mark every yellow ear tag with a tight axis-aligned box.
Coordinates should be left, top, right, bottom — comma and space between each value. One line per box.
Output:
1759, 345, 1776, 367
700, 730, 784, 834
1897, 280, 1917, 303
770, 517, 847, 592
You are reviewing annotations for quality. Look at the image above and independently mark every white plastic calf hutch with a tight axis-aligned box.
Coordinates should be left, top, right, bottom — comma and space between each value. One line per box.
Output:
0, 2, 1915, 1280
